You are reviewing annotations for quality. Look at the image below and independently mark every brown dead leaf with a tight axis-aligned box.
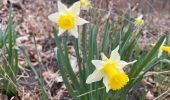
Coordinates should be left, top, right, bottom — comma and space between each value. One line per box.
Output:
18, 50, 39, 70
0, 93, 8, 100
21, 91, 40, 100
16, 35, 30, 44
42, 69, 62, 86
3, 0, 7, 5
69, 54, 79, 74
146, 91, 155, 100
67, 46, 80, 74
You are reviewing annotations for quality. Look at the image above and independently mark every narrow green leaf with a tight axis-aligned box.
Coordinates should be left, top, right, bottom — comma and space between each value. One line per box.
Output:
73, 38, 84, 85
101, 21, 111, 52
56, 51, 79, 100
130, 35, 166, 78
53, 27, 85, 96
19, 47, 48, 100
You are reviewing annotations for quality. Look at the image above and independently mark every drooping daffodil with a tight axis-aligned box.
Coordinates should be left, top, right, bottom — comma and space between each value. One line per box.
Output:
134, 15, 144, 26
86, 46, 137, 92
48, 1, 89, 38
80, 0, 92, 10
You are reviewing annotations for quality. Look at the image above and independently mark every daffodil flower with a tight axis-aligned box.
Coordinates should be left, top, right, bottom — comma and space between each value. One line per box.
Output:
160, 46, 170, 54
80, 0, 92, 10
134, 15, 144, 26
48, 1, 89, 38
157, 38, 169, 58
86, 46, 137, 92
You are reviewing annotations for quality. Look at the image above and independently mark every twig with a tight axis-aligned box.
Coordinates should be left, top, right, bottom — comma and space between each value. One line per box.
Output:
153, 89, 170, 100
144, 71, 170, 77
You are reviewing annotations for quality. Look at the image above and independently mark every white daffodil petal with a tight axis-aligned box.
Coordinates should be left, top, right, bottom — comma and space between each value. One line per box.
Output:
110, 46, 120, 61
76, 17, 89, 26
103, 75, 110, 92
70, 27, 78, 38
138, 15, 143, 20
48, 13, 59, 23
101, 53, 108, 61
86, 69, 104, 84
91, 60, 105, 70
58, 28, 66, 36
69, 1, 80, 15
117, 60, 137, 72
126, 60, 137, 65
58, 1, 68, 13
118, 60, 128, 67
118, 60, 137, 68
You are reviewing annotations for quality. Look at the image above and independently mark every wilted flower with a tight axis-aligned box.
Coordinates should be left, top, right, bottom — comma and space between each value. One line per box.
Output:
134, 15, 144, 26
80, 0, 92, 10
86, 46, 136, 92
48, 1, 88, 38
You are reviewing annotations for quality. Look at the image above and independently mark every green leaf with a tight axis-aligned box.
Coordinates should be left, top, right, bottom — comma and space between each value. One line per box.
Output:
19, 47, 48, 100
53, 27, 86, 99
130, 35, 166, 78
101, 21, 111, 52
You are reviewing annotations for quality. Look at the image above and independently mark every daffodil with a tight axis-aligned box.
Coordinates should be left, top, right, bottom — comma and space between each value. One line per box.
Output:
80, 0, 92, 10
157, 38, 169, 58
86, 46, 136, 92
134, 15, 144, 26
48, 1, 89, 38
160, 46, 170, 54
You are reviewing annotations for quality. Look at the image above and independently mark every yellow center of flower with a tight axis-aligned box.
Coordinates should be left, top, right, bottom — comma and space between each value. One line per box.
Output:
109, 72, 129, 90
102, 60, 118, 78
102, 60, 129, 90
58, 13, 75, 30
160, 46, 170, 54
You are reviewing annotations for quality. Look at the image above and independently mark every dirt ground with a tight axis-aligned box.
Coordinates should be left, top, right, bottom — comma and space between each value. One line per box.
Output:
0, 0, 170, 99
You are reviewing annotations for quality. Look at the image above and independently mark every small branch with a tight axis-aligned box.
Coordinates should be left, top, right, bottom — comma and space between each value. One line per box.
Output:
144, 71, 170, 77
153, 89, 170, 100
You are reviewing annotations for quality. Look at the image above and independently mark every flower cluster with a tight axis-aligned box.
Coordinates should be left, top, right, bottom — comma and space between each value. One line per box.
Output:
48, 1, 147, 93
